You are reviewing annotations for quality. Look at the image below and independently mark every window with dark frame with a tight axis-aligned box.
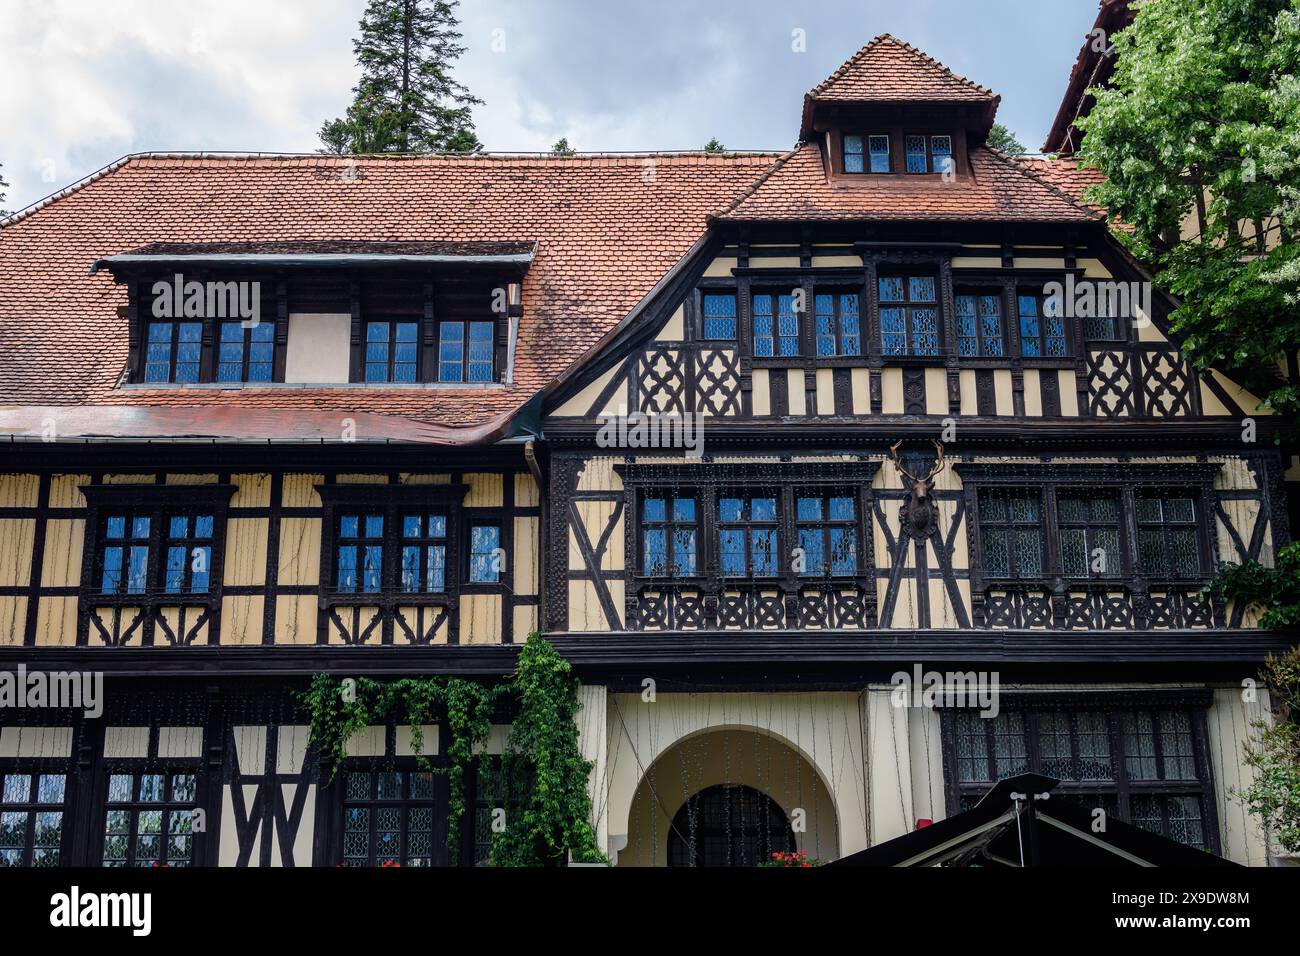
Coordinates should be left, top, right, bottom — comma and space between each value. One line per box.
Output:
640, 493, 698, 577
902, 134, 953, 174
796, 493, 858, 577
0, 769, 67, 867
752, 292, 800, 357
341, 768, 441, 867
844, 134, 894, 174
1135, 492, 1201, 579
948, 704, 1214, 850
879, 275, 940, 356
1018, 290, 1067, 357
216, 320, 275, 382
102, 769, 198, 866
977, 489, 1043, 579
954, 292, 1005, 357
718, 493, 780, 577
96, 511, 217, 597
702, 293, 738, 340
468, 524, 502, 584
1057, 490, 1123, 579
318, 485, 481, 608
814, 292, 862, 357
400, 514, 448, 593
335, 514, 384, 594
143, 321, 202, 383
365, 320, 419, 383
438, 320, 495, 383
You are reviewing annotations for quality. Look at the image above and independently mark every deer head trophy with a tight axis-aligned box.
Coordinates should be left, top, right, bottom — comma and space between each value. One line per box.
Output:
889, 440, 946, 538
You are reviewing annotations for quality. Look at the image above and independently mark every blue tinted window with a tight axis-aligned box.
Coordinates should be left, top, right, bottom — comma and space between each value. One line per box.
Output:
702, 294, 737, 340
469, 525, 502, 583
843, 135, 865, 173
869, 136, 890, 173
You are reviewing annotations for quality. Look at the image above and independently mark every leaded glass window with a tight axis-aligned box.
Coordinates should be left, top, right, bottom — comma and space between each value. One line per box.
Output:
752, 293, 799, 357
947, 704, 1212, 850
468, 524, 502, 583
401, 514, 447, 593
977, 489, 1042, 578
843, 134, 865, 174
702, 293, 737, 340
1018, 291, 1067, 357
905, 135, 928, 173
365, 320, 419, 383
718, 494, 779, 577
955, 292, 1005, 357
1135, 492, 1202, 579
879, 275, 940, 356
217, 320, 274, 382
438, 320, 494, 383
931, 135, 954, 174
843, 135, 890, 173
336, 514, 384, 593
143, 321, 202, 384
640, 494, 698, 577
796, 493, 857, 577
102, 771, 197, 866
1057, 491, 1123, 578
342, 770, 440, 867
0, 771, 66, 867
814, 292, 861, 357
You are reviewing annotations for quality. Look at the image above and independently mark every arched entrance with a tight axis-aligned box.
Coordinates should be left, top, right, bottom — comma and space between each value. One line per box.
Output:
667, 784, 796, 867
620, 726, 840, 865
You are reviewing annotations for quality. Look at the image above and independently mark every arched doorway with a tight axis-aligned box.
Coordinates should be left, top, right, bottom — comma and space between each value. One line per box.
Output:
620, 726, 840, 865
667, 784, 796, 867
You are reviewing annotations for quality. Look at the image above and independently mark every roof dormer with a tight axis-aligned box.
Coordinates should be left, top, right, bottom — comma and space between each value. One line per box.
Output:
799, 35, 1001, 182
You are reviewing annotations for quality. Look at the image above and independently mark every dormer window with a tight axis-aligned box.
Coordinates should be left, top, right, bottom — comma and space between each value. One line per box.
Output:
843, 134, 890, 173
905, 135, 954, 174
93, 240, 534, 388
217, 320, 275, 382
144, 321, 202, 383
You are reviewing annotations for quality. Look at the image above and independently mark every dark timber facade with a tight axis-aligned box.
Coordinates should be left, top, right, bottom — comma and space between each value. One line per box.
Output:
0, 32, 1293, 868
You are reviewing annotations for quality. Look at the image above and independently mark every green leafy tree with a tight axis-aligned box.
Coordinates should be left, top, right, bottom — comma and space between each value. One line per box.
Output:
550, 137, 575, 156
320, 0, 482, 153
703, 137, 727, 153
985, 123, 1024, 154
1239, 648, 1300, 854
1077, 0, 1300, 420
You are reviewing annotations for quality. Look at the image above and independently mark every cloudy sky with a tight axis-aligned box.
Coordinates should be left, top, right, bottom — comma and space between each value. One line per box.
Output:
0, 0, 1097, 214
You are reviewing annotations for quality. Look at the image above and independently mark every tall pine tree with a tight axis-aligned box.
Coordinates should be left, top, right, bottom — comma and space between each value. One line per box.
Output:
321, 0, 482, 154
0, 160, 9, 217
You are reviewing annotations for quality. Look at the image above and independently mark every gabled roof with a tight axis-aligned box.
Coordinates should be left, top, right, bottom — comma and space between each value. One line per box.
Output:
715, 143, 1104, 223
1043, 0, 1133, 154
0, 152, 777, 429
831, 773, 1237, 867
800, 35, 999, 139
809, 34, 998, 103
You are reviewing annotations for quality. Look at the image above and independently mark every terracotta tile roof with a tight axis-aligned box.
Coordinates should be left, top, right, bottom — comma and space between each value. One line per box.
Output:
809, 35, 998, 104
0, 152, 777, 428
1015, 157, 1108, 213
715, 144, 1105, 223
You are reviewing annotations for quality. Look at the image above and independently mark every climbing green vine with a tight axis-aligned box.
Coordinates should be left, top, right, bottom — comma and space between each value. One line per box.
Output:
300, 633, 605, 865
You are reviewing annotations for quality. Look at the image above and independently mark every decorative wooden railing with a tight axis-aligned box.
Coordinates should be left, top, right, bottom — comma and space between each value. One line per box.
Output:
976, 583, 1219, 630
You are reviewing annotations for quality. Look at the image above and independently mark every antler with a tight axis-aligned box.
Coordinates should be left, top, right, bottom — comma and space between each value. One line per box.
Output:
924, 440, 946, 482
889, 440, 946, 485
888, 440, 921, 484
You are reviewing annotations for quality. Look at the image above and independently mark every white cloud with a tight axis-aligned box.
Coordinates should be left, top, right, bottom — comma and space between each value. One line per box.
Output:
0, 0, 1098, 213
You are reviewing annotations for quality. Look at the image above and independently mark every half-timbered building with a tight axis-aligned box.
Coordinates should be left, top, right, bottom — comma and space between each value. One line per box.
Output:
0, 33, 1291, 867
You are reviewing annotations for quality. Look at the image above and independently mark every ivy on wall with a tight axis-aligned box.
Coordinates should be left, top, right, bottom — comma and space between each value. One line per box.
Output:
301, 633, 605, 865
